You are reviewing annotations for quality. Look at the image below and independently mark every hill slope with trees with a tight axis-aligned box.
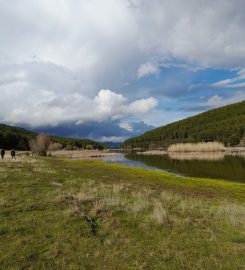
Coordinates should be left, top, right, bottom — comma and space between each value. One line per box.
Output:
0, 124, 107, 150
122, 100, 245, 149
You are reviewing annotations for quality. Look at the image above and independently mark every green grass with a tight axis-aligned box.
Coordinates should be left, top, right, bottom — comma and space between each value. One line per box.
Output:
0, 157, 244, 269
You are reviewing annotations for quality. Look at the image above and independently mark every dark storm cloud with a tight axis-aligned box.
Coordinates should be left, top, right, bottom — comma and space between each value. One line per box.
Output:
31, 121, 154, 142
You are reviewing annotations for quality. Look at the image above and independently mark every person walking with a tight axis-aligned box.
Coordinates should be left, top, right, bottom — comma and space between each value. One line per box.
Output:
11, 150, 16, 159
0, 149, 5, 159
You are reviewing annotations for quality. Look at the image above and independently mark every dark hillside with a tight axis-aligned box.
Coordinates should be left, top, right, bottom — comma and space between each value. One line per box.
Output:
122, 101, 245, 149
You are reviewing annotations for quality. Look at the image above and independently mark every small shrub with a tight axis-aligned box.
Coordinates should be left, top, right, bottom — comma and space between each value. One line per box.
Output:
86, 144, 93, 150
90, 217, 101, 235
48, 143, 63, 151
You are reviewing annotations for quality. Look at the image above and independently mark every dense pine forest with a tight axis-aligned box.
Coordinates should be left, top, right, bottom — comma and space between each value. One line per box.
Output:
0, 124, 107, 150
122, 101, 245, 149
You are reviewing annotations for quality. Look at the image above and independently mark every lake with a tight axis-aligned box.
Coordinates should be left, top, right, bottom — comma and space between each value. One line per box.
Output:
103, 153, 245, 183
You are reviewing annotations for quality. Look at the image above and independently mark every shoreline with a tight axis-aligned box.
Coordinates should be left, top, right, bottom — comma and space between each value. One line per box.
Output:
137, 147, 245, 156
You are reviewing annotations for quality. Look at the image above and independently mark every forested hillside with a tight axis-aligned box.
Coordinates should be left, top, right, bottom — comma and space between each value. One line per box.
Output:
0, 124, 107, 150
122, 101, 245, 149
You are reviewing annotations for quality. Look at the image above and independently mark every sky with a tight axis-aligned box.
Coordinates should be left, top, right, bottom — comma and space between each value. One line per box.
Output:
0, 0, 245, 143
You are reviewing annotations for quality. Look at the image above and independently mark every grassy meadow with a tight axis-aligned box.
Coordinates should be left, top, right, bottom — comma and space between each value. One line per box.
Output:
0, 156, 244, 269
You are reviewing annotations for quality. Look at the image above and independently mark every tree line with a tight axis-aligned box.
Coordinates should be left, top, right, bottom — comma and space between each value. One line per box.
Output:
0, 124, 107, 151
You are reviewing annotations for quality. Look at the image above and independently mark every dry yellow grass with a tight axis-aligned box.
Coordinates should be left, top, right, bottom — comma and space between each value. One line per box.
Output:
152, 200, 169, 224
61, 179, 245, 230
167, 142, 225, 153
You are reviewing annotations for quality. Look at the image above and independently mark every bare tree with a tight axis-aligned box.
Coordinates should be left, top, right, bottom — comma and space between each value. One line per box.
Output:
29, 138, 36, 156
30, 134, 51, 156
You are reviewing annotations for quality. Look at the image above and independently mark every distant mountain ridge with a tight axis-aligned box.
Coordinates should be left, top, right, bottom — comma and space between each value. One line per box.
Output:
122, 101, 245, 149
0, 124, 107, 150
103, 141, 121, 148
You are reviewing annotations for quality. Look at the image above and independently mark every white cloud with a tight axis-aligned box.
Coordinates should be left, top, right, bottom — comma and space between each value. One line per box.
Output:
127, 97, 158, 114
211, 68, 245, 88
137, 63, 159, 79
0, 86, 158, 126
1, 0, 245, 127
99, 136, 127, 143
203, 95, 224, 107
141, 108, 192, 127
119, 122, 133, 132
0, 0, 139, 94
199, 92, 245, 108
133, 0, 245, 68
2, 0, 245, 78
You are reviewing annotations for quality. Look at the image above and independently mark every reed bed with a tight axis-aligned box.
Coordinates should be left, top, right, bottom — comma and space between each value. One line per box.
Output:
167, 142, 225, 153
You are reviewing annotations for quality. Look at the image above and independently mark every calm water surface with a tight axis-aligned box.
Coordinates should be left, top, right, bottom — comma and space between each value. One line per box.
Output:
103, 153, 245, 183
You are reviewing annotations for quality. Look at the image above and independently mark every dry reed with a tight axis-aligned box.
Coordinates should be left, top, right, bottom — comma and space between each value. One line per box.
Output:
167, 142, 225, 153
